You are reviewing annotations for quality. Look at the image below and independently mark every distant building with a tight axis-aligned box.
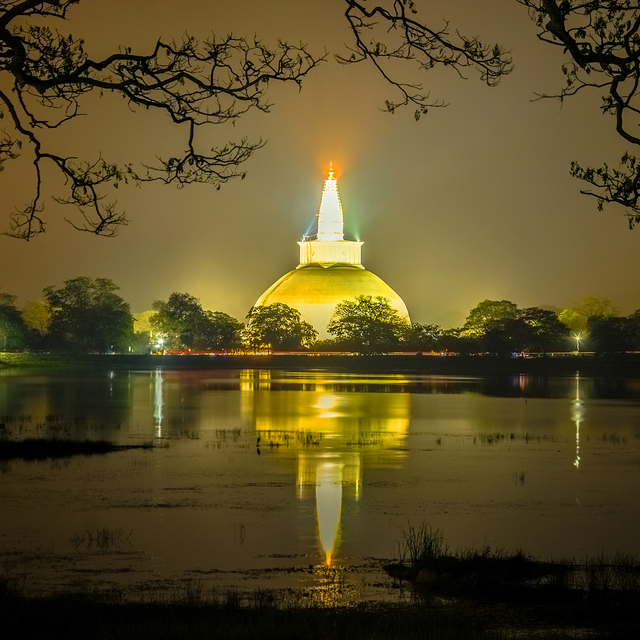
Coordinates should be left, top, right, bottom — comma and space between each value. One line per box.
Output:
253, 165, 409, 337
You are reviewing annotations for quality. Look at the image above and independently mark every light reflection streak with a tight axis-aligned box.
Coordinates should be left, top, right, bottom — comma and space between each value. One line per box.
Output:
571, 373, 584, 469
153, 368, 164, 436
316, 462, 342, 566
242, 370, 409, 567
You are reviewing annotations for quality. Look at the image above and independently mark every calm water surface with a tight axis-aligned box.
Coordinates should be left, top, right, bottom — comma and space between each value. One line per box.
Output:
1, 368, 639, 602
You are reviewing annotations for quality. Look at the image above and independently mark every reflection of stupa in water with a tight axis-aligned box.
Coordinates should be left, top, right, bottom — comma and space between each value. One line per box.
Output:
240, 370, 410, 565
253, 165, 410, 337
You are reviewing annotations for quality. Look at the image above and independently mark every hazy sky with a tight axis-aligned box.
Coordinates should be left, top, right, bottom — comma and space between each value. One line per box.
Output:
1, 0, 639, 328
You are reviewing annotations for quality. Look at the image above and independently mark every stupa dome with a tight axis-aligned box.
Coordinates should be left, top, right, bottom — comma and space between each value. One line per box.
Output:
253, 164, 409, 338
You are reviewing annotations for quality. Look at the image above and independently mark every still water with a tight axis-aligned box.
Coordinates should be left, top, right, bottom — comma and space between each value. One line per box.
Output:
1, 368, 639, 602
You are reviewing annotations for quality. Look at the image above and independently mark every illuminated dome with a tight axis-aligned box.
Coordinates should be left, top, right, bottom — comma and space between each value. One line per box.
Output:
254, 164, 410, 337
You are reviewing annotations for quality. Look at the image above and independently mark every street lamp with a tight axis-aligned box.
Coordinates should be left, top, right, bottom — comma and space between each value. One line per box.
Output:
574, 333, 582, 354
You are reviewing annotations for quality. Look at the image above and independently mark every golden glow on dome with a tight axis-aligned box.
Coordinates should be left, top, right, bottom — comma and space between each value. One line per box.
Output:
255, 266, 409, 338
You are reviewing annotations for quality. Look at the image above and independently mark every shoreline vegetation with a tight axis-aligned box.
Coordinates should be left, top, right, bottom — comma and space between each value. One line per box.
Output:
0, 437, 156, 461
2, 530, 639, 639
2, 352, 640, 376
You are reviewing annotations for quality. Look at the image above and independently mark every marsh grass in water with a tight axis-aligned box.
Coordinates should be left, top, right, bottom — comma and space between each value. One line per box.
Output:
0, 413, 32, 423
2, 545, 639, 638
513, 471, 528, 485
350, 431, 383, 446
256, 430, 323, 449
214, 428, 242, 442
296, 430, 322, 446
596, 432, 626, 444
178, 429, 200, 440
3, 575, 637, 639
470, 432, 567, 446
70, 527, 133, 550
389, 521, 640, 602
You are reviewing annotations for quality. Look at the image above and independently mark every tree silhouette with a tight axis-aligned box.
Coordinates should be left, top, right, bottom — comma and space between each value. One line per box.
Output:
327, 295, 410, 353
344, 1, 640, 227
43, 276, 133, 352
338, 0, 512, 118
0, 0, 322, 239
151, 292, 242, 350
6, 1, 640, 235
0, 291, 28, 350
243, 303, 317, 351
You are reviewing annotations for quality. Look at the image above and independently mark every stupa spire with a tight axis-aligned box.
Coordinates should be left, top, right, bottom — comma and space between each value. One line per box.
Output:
317, 162, 344, 241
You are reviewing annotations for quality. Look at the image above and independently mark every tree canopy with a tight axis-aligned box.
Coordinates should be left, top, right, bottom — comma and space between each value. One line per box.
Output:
518, 306, 570, 353
521, 0, 640, 227
327, 295, 410, 353
404, 322, 443, 352
21, 299, 50, 335
558, 295, 620, 334
151, 292, 242, 350
43, 276, 133, 352
588, 314, 640, 354
0, 291, 28, 350
460, 300, 520, 338
243, 303, 317, 351
345, 1, 640, 227
458, 300, 571, 354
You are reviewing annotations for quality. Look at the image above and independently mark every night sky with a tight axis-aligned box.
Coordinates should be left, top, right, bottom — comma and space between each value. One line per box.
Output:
2, 0, 638, 328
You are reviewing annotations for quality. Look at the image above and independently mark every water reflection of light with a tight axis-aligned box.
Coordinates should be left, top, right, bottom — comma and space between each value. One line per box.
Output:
153, 368, 164, 436
316, 462, 342, 565
242, 370, 409, 566
314, 394, 341, 418
315, 395, 337, 410
571, 374, 584, 469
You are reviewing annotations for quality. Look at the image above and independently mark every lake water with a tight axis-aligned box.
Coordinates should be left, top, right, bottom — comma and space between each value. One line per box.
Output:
1, 368, 639, 604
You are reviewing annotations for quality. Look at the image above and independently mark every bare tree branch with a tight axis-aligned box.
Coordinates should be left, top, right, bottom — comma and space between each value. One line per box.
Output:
0, 1, 324, 239
338, 0, 513, 119
519, 1, 640, 227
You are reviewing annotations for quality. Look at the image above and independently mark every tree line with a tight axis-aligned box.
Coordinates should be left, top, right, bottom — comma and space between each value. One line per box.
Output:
2, 277, 639, 356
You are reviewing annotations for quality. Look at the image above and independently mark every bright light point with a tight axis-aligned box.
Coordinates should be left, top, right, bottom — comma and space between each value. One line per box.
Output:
325, 550, 332, 566
315, 394, 337, 410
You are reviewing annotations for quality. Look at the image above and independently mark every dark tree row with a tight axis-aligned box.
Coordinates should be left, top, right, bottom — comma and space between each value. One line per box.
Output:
2, 280, 639, 355
1, 277, 133, 352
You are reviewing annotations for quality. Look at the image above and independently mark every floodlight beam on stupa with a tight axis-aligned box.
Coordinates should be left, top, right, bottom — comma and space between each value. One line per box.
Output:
316, 162, 344, 241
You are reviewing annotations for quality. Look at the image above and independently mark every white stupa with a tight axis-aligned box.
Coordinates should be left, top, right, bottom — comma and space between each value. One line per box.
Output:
253, 164, 409, 337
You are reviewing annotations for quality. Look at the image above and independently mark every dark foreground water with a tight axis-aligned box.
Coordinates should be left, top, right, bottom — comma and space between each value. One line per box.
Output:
1, 369, 639, 604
